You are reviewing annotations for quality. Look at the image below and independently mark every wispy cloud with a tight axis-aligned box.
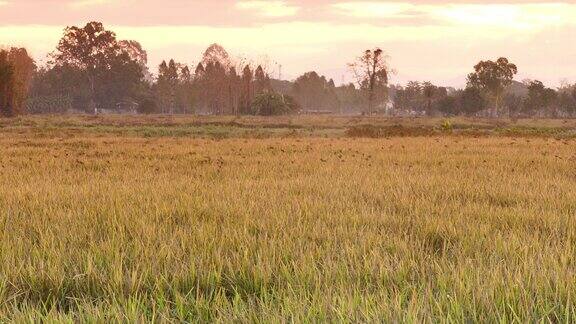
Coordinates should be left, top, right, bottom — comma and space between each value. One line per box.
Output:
332, 2, 417, 18
333, 2, 576, 29
1, 1, 575, 86
69, 0, 112, 8
436, 3, 571, 29
237, 0, 299, 17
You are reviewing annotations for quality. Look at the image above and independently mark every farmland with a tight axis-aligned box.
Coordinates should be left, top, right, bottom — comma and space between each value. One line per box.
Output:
0, 115, 575, 322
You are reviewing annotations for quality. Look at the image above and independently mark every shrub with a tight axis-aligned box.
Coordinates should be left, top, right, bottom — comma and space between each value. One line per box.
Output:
138, 98, 158, 114
441, 119, 453, 132
251, 93, 299, 116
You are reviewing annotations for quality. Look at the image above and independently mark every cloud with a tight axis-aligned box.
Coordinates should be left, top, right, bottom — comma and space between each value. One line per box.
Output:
333, 2, 418, 18
1, 1, 575, 86
236, 0, 300, 17
332, 2, 576, 30
69, 0, 113, 8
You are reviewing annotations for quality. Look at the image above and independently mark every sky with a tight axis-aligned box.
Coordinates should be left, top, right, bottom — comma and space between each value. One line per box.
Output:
0, 0, 575, 87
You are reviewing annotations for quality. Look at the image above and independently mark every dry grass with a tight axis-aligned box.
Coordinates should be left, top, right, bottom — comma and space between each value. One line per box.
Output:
0, 115, 575, 321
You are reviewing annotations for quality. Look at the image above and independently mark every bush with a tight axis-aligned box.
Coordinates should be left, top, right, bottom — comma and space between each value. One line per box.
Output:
251, 93, 299, 116
440, 119, 453, 132
138, 98, 158, 114
282, 95, 302, 114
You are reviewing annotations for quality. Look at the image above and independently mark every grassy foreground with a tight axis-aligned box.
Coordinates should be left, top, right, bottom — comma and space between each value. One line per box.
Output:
0, 115, 575, 322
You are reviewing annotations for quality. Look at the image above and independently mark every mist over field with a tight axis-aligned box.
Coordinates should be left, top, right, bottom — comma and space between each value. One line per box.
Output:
1, 1, 576, 322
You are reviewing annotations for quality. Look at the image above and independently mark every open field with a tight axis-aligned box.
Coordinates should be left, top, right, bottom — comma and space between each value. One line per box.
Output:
1, 114, 576, 139
0, 115, 575, 322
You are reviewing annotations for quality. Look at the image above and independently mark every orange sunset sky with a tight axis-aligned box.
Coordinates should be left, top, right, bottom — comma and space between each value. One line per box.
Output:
0, 0, 575, 87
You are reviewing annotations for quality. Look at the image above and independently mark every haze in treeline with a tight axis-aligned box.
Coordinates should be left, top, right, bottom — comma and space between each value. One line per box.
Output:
1, 21, 576, 118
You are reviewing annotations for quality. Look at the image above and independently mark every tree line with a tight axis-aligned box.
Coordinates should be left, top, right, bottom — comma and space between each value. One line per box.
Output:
1, 21, 576, 118
391, 58, 576, 118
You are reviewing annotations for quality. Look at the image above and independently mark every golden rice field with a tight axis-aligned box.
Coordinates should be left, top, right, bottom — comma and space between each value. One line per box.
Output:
0, 115, 575, 322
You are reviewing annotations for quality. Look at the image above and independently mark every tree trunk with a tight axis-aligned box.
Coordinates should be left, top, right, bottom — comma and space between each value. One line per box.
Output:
368, 89, 374, 115
88, 74, 96, 114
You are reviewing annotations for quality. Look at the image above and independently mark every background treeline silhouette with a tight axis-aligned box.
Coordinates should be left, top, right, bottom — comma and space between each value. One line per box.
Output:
1, 22, 575, 118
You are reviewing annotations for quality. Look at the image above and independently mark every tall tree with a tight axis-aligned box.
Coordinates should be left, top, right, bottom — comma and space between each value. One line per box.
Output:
51, 21, 144, 112
202, 44, 232, 68
254, 65, 271, 95
558, 83, 576, 117
293, 71, 339, 112
118, 40, 148, 67
524, 80, 558, 117
467, 57, 517, 117
198, 44, 233, 114
193, 63, 206, 112
422, 82, 437, 117
504, 93, 523, 120
0, 48, 35, 116
335, 83, 364, 114
0, 51, 14, 116
228, 67, 241, 115
156, 61, 170, 113
177, 65, 195, 114
119, 40, 152, 82
166, 59, 179, 113
393, 81, 422, 114
349, 48, 390, 115
459, 87, 486, 116
155, 59, 195, 114
240, 65, 254, 114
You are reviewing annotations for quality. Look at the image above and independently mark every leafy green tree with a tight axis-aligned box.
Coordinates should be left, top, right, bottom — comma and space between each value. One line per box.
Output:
393, 81, 424, 114
467, 57, 517, 117
459, 87, 487, 116
29, 64, 88, 113
435, 95, 458, 116
51, 21, 144, 112
156, 60, 179, 113
422, 82, 437, 116
240, 65, 254, 114
335, 83, 364, 114
558, 85, 576, 117
293, 71, 339, 112
283, 95, 302, 113
254, 65, 271, 95
0, 48, 35, 116
504, 93, 523, 120
524, 80, 558, 116
0, 51, 14, 116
